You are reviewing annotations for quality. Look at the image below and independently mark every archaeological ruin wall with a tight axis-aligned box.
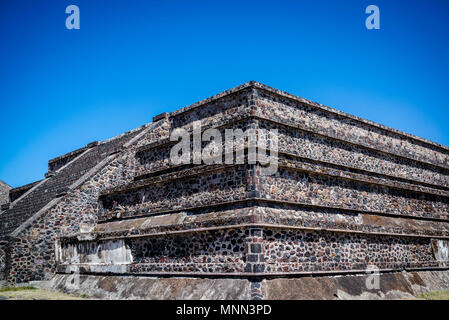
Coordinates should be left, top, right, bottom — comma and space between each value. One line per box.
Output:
1, 82, 449, 298
57, 82, 449, 279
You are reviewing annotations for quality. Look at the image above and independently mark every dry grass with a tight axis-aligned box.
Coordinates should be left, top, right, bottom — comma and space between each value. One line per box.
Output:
0, 287, 87, 300
0, 286, 37, 292
413, 291, 449, 300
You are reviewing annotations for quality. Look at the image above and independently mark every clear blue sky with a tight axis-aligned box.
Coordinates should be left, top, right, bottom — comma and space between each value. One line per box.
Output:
1, 0, 448, 188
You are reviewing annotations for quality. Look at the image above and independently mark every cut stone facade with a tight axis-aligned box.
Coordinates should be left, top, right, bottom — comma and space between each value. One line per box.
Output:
1, 81, 449, 299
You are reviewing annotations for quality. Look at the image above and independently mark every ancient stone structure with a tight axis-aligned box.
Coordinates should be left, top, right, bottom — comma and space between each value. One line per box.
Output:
1, 81, 449, 299
0, 180, 10, 207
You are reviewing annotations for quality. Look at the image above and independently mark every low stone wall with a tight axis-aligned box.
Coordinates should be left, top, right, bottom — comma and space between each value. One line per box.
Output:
42, 270, 449, 300
264, 270, 449, 300
44, 274, 252, 300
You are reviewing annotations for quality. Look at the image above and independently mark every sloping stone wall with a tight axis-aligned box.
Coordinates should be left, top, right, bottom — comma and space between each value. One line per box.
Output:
5, 125, 151, 284
6, 150, 137, 283
0, 128, 143, 237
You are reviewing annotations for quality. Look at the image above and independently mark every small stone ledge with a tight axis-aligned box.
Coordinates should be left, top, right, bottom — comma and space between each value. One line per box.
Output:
152, 112, 168, 122
44, 172, 55, 178
86, 141, 99, 148
55, 187, 69, 198
54, 263, 449, 278
280, 150, 449, 194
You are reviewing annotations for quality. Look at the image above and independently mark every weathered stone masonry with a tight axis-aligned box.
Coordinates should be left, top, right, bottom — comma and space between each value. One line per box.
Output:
1, 81, 449, 299
0, 180, 10, 207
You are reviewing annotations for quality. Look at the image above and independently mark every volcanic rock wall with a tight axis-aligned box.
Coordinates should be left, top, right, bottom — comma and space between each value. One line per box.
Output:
54, 82, 449, 286
2, 82, 449, 298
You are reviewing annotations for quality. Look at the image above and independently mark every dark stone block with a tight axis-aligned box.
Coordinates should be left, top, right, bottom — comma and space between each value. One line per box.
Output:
251, 244, 262, 253
247, 254, 258, 262
253, 264, 265, 273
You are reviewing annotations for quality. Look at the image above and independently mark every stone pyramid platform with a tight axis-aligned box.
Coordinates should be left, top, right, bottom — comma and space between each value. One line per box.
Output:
2, 82, 449, 298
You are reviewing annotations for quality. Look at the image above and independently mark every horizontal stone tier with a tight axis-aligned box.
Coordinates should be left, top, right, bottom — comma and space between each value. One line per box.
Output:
56, 225, 449, 277
106, 155, 449, 204
62, 203, 449, 244
56, 262, 449, 277
96, 201, 449, 238
160, 81, 449, 161
259, 117, 449, 190
134, 117, 255, 177
276, 159, 449, 198
280, 154, 449, 195
134, 114, 449, 192
98, 159, 449, 223
254, 84, 449, 170
261, 166, 449, 222
56, 265, 449, 280
96, 195, 449, 231
135, 148, 449, 201
133, 147, 449, 199
100, 163, 242, 197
